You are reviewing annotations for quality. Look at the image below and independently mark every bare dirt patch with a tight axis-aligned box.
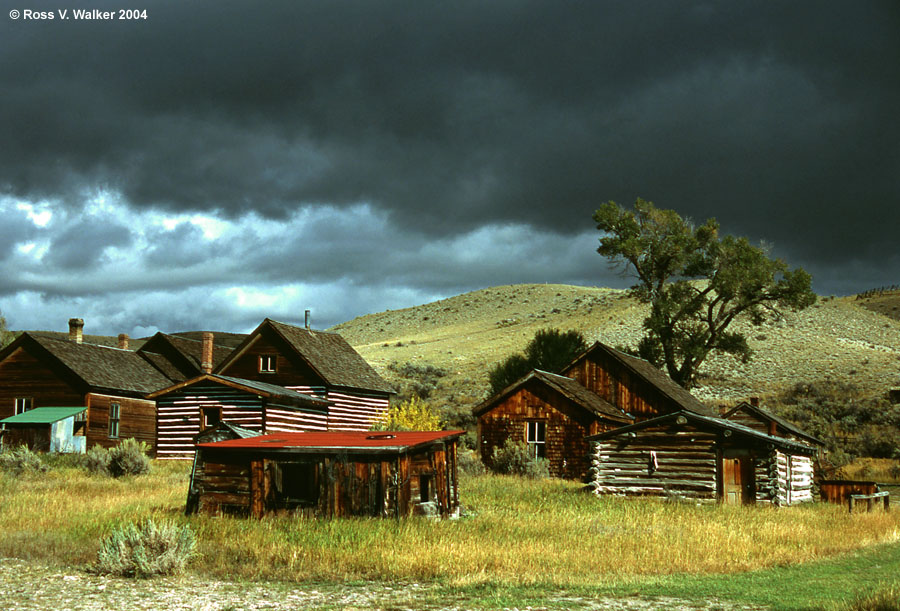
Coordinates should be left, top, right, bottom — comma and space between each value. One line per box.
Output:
1, 558, 769, 610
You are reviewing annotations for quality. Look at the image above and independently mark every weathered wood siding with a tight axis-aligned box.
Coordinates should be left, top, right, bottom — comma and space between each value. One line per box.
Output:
820, 480, 879, 506
86, 393, 157, 454
723, 409, 771, 435
478, 384, 616, 479
192, 441, 459, 519
591, 428, 719, 500
222, 333, 324, 387
156, 383, 265, 459
564, 355, 668, 420
0, 347, 83, 419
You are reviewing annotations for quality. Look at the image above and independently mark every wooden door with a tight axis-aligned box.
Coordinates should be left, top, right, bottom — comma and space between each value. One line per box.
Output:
721, 455, 755, 505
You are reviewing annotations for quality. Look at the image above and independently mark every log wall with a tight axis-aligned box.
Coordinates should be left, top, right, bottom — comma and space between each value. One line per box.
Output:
774, 450, 815, 505
591, 428, 719, 500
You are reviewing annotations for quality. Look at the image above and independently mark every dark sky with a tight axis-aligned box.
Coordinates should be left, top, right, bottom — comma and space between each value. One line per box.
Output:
1, 1, 898, 336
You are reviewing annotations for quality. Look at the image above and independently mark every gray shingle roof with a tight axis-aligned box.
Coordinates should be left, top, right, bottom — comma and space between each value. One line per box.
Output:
28, 334, 173, 395
263, 319, 394, 393
473, 369, 633, 422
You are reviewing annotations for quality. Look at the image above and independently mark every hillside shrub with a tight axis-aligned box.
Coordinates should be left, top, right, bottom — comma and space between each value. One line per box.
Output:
93, 519, 196, 578
490, 440, 549, 478
387, 361, 448, 401
371, 396, 443, 431
772, 380, 900, 462
0, 445, 47, 475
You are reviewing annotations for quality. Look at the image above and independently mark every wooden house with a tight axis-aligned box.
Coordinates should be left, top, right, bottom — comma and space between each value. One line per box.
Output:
187, 430, 463, 519
214, 318, 394, 430
474, 370, 632, 479
149, 373, 331, 460
0, 406, 88, 453
561, 342, 716, 420
586, 410, 819, 505
0, 319, 175, 454
721, 398, 825, 448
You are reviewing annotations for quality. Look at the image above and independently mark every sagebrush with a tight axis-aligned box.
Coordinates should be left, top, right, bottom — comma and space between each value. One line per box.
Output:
490, 439, 549, 478
93, 519, 196, 577
0, 445, 47, 475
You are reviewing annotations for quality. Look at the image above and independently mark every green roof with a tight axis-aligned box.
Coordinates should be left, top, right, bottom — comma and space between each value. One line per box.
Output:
1, 406, 87, 425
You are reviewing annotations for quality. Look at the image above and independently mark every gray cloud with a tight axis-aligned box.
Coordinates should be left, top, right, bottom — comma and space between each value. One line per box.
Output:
0, 1, 897, 333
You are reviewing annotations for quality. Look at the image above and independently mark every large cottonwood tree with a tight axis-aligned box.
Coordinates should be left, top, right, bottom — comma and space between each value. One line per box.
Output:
594, 199, 816, 389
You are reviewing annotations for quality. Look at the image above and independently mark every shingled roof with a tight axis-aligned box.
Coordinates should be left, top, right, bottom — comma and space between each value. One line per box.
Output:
216, 318, 394, 394
147, 373, 331, 410
21, 333, 174, 396
138, 333, 234, 381
473, 369, 633, 422
569, 342, 715, 416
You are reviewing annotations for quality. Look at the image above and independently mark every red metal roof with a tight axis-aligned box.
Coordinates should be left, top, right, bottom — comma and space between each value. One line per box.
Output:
197, 430, 464, 452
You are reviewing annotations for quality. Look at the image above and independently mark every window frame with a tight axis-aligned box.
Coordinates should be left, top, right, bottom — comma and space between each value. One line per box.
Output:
201, 406, 221, 430
108, 402, 121, 439
14, 397, 33, 415
525, 420, 547, 459
258, 354, 277, 374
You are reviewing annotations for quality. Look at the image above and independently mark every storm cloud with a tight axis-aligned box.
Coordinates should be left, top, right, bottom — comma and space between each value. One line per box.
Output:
0, 1, 897, 335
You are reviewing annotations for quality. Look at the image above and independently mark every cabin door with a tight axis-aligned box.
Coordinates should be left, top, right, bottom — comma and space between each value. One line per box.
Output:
721, 454, 755, 505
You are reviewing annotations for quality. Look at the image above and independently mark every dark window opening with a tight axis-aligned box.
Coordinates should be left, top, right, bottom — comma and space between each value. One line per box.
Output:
14, 398, 32, 415
201, 407, 221, 430
526, 421, 546, 459
419, 474, 433, 503
259, 355, 277, 373
275, 462, 319, 507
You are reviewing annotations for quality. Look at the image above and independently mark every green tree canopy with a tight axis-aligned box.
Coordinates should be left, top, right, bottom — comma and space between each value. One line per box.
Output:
0, 311, 13, 349
488, 328, 588, 394
594, 199, 816, 389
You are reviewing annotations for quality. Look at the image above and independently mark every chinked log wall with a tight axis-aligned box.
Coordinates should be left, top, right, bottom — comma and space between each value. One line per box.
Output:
774, 450, 814, 505
591, 429, 719, 500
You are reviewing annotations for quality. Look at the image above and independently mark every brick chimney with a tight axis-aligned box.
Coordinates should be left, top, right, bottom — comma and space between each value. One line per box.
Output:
749, 396, 760, 407
117, 333, 130, 350
68, 318, 84, 344
201, 332, 214, 374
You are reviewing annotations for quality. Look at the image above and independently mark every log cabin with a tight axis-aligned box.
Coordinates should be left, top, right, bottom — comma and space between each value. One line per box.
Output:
187, 430, 463, 519
214, 318, 394, 430
586, 410, 819, 505
0, 319, 176, 454
474, 369, 633, 479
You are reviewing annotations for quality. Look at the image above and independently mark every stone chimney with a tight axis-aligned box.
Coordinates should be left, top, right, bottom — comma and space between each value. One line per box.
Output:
68, 318, 84, 344
304, 309, 311, 330
201, 332, 214, 374
117, 333, 130, 350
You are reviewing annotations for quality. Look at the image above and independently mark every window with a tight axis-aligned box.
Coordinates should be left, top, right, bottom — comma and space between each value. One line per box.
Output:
419, 474, 432, 503
108, 403, 120, 438
201, 407, 221, 429
14, 398, 33, 415
525, 421, 546, 459
258, 355, 276, 373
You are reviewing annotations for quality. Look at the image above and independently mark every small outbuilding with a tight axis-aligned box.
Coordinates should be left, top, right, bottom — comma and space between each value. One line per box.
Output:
0, 406, 88, 453
187, 430, 464, 519
586, 410, 819, 505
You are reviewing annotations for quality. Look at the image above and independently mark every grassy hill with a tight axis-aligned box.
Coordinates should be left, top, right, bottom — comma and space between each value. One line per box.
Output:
331, 283, 900, 426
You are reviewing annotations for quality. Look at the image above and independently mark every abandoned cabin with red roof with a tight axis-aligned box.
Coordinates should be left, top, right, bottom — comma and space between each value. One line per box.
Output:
188, 429, 463, 519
